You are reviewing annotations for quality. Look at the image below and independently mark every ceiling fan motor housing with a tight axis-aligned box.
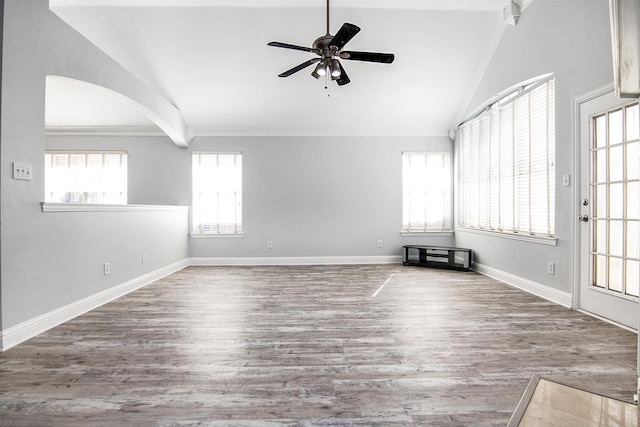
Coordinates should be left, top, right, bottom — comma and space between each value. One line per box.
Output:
313, 35, 335, 56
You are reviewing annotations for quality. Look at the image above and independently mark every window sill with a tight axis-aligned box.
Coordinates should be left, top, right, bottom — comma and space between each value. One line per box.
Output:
190, 233, 244, 239
41, 203, 189, 213
455, 226, 557, 246
401, 231, 454, 237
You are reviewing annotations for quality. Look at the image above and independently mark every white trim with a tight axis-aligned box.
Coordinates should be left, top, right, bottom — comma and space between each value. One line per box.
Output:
577, 309, 638, 334
402, 151, 453, 234
0, 259, 190, 352
401, 232, 454, 237
190, 126, 451, 138
473, 262, 572, 308
190, 233, 244, 239
45, 126, 165, 137
44, 125, 455, 138
571, 83, 616, 311
41, 203, 189, 213
455, 226, 557, 246
190, 255, 403, 266
46, 149, 128, 155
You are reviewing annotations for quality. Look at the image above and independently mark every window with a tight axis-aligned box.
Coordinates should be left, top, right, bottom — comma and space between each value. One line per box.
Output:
192, 152, 242, 235
402, 151, 452, 233
457, 77, 555, 238
44, 151, 127, 204
591, 102, 640, 297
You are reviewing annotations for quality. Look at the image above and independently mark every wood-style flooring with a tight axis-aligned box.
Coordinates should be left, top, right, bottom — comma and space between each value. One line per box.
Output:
0, 265, 637, 426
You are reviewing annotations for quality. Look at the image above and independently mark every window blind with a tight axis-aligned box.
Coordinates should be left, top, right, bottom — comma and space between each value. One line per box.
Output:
192, 152, 242, 234
402, 151, 452, 232
44, 151, 128, 204
458, 77, 555, 237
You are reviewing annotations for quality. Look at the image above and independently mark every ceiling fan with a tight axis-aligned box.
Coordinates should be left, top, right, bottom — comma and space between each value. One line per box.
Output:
267, 0, 395, 86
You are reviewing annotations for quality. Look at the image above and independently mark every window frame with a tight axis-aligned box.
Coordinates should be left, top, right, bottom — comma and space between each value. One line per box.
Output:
456, 75, 557, 245
44, 150, 128, 205
401, 151, 453, 235
191, 151, 243, 237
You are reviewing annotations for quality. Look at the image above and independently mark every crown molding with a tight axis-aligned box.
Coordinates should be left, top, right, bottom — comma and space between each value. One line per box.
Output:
46, 125, 452, 138
190, 126, 451, 137
45, 126, 166, 137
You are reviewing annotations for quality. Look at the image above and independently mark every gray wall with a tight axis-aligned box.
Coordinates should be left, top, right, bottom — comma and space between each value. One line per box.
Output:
189, 136, 455, 259
455, 0, 613, 292
2, 0, 618, 342
49, 134, 455, 260
47, 135, 192, 206
1, 1, 189, 331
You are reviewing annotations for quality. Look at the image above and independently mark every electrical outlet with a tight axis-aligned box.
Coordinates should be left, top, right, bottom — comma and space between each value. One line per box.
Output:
266, 241, 273, 249
377, 240, 383, 248
104, 262, 110, 275
547, 261, 555, 274
142, 252, 148, 263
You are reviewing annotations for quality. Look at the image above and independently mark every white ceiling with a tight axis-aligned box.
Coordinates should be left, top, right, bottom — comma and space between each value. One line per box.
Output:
51, 0, 510, 10
47, 0, 511, 137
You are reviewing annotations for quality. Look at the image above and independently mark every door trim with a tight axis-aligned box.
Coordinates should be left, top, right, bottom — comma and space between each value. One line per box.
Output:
572, 83, 616, 311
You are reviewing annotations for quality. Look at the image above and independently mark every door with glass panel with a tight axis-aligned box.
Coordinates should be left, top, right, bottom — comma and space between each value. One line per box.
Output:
579, 89, 639, 329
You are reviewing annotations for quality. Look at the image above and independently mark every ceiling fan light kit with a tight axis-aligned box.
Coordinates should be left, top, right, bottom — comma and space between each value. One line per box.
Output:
330, 59, 342, 78
268, 0, 394, 86
312, 61, 326, 78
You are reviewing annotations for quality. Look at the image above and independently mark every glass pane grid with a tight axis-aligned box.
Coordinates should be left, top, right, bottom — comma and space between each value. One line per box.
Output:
591, 102, 640, 298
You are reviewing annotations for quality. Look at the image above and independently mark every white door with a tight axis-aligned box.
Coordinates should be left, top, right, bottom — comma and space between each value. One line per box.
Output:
578, 88, 639, 329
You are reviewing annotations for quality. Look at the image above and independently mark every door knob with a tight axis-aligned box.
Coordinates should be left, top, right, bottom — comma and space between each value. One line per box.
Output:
578, 215, 589, 222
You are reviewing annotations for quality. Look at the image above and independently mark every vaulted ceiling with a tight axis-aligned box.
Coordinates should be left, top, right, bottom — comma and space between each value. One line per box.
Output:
47, 0, 522, 137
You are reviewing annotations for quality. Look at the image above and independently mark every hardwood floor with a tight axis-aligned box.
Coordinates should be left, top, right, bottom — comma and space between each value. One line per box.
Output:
0, 265, 636, 426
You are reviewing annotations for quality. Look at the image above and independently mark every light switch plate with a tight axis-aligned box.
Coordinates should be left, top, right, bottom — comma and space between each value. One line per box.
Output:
13, 162, 32, 181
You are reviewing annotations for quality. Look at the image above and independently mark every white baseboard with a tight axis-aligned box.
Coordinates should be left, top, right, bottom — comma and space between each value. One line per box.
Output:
190, 255, 403, 266
473, 262, 572, 308
0, 259, 190, 352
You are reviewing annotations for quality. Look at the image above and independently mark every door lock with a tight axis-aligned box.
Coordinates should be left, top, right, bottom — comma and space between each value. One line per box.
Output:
578, 215, 589, 222
582, 199, 589, 206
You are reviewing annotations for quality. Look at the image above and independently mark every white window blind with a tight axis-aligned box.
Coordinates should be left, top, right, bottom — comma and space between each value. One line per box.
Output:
402, 151, 452, 232
192, 152, 242, 235
44, 151, 128, 204
458, 77, 555, 237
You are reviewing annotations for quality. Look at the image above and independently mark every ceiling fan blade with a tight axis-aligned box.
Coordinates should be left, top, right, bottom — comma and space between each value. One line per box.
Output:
341, 51, 395, 64
335, 62, 351, 86
278, 58, 321, 78
268, 41, 315, 53
330, 23, 360, 50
